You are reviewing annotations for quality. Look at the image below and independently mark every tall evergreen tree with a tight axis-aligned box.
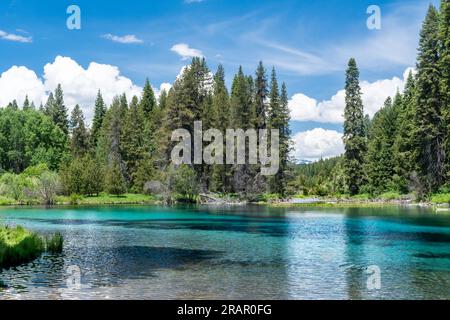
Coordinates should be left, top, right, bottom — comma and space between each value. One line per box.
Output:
140, 78, 157, 117
343, 58, 366, 195
254, 61, 268, 130
122, 95, 145, 188
440, 0, 450, 184
22, 95, 31, 110
50, 84, 69, 135
393, 71, 417, 192
413, 5, 445, 192
90, 90, 107, 148
210, 64, 230, 192
70, 104, 90, 157
366, 97, 397, 194
44, 93, 54, 116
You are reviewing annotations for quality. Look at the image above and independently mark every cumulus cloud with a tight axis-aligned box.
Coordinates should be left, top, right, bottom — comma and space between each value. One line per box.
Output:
0, 66, 45, 107
42, 56, 143, 122
0, 30, 32, 43
102, 34, 143, 44
289, 67, 415, 123
0, 56, 160, 124
171, 43, 203, 60
154, 82, 172, 99
293, 128, 344, 161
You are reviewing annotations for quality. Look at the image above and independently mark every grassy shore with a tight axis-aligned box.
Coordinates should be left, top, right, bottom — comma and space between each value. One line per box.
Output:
0, 192, 448, 208
0, 226, 63, 270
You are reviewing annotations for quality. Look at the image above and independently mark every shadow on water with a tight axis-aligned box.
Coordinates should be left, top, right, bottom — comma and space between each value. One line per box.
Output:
1, 245, 223, 291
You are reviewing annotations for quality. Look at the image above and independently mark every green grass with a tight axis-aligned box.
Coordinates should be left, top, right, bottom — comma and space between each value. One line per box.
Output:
431, 193, 450, 204
377, 191, 402, 201
55, 193, 157, 205
0, 225, 64, 270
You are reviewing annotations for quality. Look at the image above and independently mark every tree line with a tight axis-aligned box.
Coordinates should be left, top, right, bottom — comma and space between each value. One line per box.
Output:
297, 2, 450, 200
0, 59, 292, 202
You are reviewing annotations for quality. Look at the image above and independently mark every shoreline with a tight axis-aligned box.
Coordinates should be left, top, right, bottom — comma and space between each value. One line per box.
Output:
0, 195, 448, 211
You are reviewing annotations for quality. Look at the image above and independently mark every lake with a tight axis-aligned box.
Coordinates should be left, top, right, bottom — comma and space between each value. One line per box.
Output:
0, 205, 449, 300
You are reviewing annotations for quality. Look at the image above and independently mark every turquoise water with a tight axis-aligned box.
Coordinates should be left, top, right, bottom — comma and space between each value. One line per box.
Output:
0, 205, 449, 300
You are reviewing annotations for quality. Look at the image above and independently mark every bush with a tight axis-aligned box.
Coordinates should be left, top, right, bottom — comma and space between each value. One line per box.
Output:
378, 191, 402, 201
431, 193, 450, 204
1, 226, 64, 269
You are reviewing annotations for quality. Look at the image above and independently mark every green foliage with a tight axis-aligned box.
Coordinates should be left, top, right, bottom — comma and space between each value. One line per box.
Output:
90, 90, 107, 149
0, 226, 63, 269
413, 5, 446, 192
70, 104, 90, 156
105, 158, 127, 196
168, 164, 199, 203
60, 155, 104, 196
431, 193, 450, 204
343, 58, 367, 195
0, 107, 69, 172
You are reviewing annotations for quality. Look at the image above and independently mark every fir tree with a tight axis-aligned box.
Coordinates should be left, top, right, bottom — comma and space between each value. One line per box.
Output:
210, 64, 230, 192
105, 158, 127, 196
22, 95, 31, 110
440, 0, 450, 184
343, 58, 366, 195
70, 104, 90, 157
413, 5, 445, 192
122, 95, 145, 188
140, 78, 157, 117
90, 90, 107, 148
51, 84, 69, 135
254, 61, 268, 130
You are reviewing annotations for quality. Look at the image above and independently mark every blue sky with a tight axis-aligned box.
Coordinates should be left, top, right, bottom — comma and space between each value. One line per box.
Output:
0, 0, 439, 160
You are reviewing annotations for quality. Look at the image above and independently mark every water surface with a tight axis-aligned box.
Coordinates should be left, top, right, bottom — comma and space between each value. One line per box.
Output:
0, 205, 449, 299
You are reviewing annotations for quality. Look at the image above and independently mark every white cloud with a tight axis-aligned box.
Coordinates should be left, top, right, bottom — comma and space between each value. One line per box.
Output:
171, 43, 203, 60
153, 82, 172, 100
102, 34, 143, 44
0, 66, 46, 107
293, 128, 344, 161
0, 30, 32, 43
42, 56, 143, 122
289, 67, 415, 123
0, 56, 172, 124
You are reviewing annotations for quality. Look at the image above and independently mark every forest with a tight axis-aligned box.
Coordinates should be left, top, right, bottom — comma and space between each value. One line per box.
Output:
0, 1, 448, 205
0, 59, 291, 204
294, 2, 450, 203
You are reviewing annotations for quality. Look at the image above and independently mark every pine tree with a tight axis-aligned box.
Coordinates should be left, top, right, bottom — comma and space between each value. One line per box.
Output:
105, 158, 127, 196
140, 78, 157, 117
7, 100, 18, 110
90, 90, 107, 148
413, 5, 445, 192
44, 93, 54, 116
122, 95, 145, 188
366, 97, 397, 194
50, 84, 69, 135
22, 95, 31, 110
70, 104, 90, 157
254, 61, 268, 130
159, 89, 168, 110
269, 80, 292, 197
343, 58, 366, 195
440, 0, 450, 184
210, 64, 230, 192
393, 71, 417, 192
